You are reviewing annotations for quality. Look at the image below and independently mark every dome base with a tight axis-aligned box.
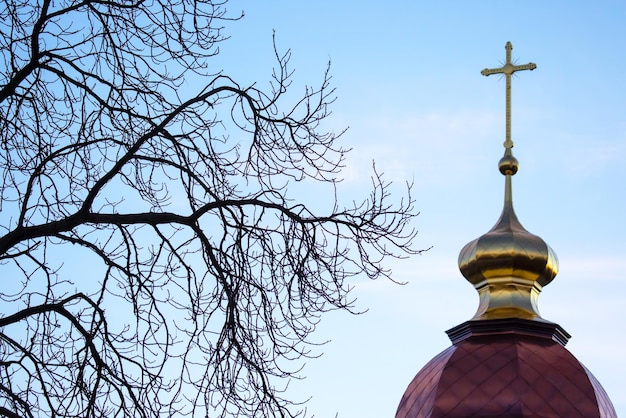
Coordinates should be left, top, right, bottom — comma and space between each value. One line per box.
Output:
446, 317, 571, 346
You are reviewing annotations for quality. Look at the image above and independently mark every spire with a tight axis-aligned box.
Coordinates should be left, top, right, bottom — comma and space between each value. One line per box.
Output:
396, 43, 618, 418
457, 42, 558, 323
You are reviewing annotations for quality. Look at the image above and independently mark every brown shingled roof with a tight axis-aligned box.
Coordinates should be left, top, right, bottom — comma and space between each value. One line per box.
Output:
396, 331, 617, 418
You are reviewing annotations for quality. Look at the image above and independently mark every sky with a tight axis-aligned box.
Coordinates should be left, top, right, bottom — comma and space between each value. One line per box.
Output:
211, 2, 626, 416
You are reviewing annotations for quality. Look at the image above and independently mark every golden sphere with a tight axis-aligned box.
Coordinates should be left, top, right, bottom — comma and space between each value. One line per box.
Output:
498, 154, 519, 175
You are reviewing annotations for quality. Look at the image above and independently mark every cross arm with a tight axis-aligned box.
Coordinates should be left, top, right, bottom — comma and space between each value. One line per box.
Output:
481, 67, 503, 76
512, 63, 537, 72
481, 62, 537, 77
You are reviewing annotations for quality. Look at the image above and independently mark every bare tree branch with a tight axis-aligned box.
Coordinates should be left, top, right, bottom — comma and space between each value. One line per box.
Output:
0, 1, 425, 416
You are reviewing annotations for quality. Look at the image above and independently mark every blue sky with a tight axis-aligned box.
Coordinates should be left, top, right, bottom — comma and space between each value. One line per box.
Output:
213, 2, 626, 416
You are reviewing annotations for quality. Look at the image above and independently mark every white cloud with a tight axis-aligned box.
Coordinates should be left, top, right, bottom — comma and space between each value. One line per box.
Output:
563, 137, 626, 177
338, 109, 501, 185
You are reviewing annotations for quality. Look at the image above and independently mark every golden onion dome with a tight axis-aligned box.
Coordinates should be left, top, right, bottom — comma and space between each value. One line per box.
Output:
458, 148, 558, 321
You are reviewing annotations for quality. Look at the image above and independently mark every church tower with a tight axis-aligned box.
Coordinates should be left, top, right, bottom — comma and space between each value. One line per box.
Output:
395, 42, 618, 418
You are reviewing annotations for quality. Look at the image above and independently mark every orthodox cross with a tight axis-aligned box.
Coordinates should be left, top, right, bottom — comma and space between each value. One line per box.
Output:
481, 42, 536, 149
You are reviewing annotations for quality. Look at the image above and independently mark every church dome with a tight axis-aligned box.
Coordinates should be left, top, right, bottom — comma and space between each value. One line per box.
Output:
395, 330, 617, 418
395, 42, 617, 418
457, 148, 559, 321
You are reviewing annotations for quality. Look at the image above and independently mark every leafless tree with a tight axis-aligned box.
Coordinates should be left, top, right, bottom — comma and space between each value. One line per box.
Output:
0, 1, 422, 417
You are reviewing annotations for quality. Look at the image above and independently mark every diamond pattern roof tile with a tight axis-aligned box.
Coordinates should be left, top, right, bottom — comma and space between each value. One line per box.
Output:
395, 333, 618, 418
395, 346, 456, 418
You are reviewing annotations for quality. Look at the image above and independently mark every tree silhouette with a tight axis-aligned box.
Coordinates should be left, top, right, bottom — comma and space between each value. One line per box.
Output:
0, 1, 422, 416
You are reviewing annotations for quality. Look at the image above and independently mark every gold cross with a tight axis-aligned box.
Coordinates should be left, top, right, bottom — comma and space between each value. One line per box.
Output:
481, 42, 536, 149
